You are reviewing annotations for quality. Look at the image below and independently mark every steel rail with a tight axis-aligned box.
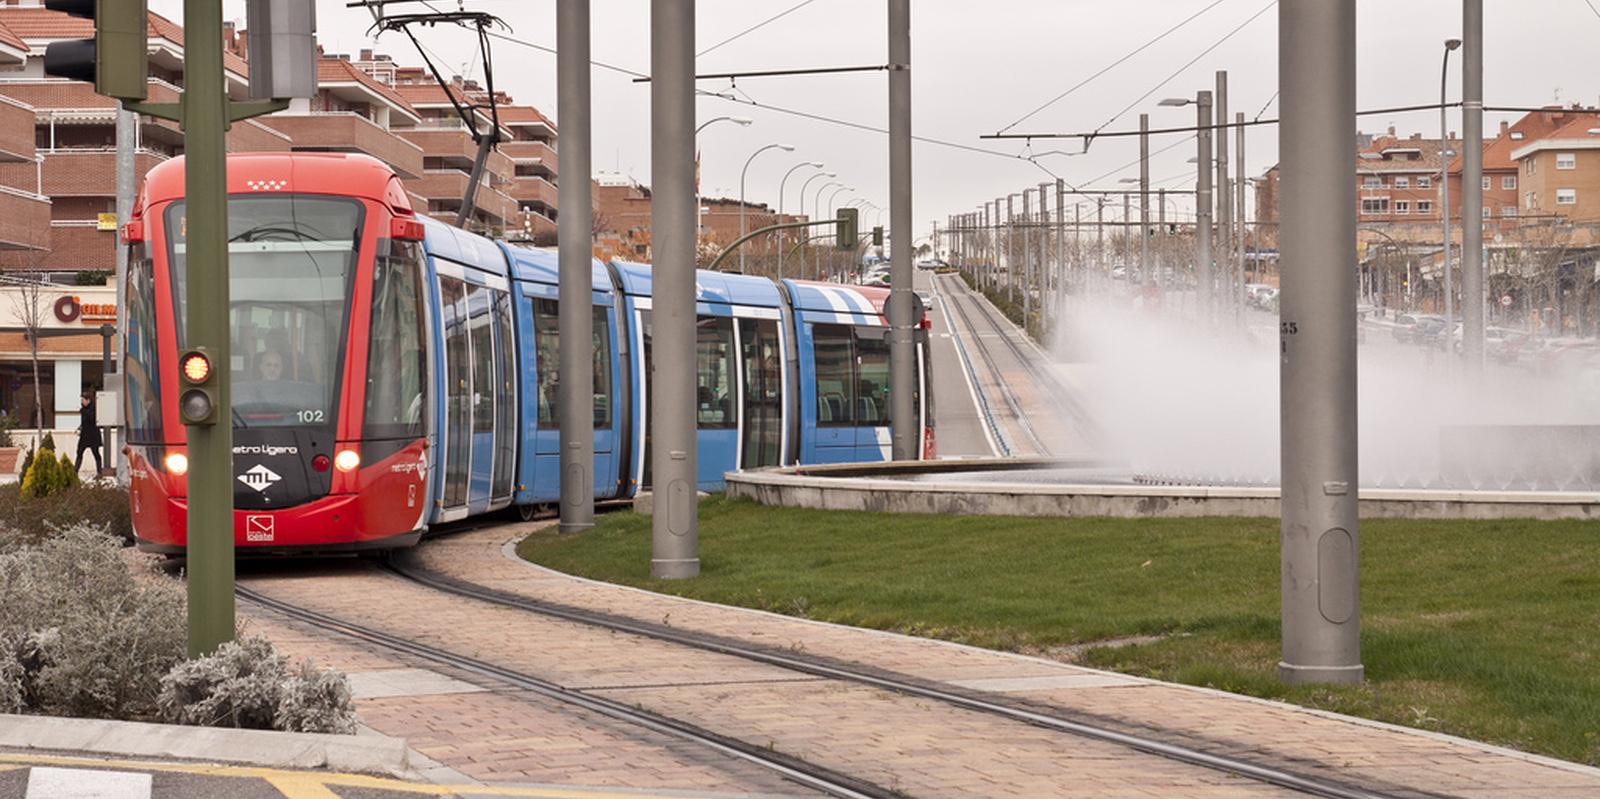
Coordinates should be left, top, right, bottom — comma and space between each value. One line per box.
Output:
383, 559, 1413, 799
235, 586, 895, 799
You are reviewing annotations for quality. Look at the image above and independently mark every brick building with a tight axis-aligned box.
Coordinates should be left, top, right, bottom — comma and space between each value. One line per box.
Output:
1510, 112, 1600, 223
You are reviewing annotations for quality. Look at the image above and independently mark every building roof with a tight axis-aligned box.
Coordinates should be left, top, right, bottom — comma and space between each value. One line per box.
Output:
1356, 133, 1453, 174
0, 6, 249, 77
495, 105, 556, 131
1508, 114, 1600, 160
316, 58, 420, 123
0, 18, 29, 56
1448, 107, 1600, 173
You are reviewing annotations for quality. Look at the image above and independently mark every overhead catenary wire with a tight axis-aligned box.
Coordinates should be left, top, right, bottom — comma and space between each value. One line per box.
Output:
1089, 0, 1276, 138
698, 0, 821, 57
995, 0, 1231, 135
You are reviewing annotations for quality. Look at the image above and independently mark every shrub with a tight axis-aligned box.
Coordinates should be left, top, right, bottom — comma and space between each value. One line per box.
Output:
0, 525, 187, 719
74, 270, 111, 287
0, 411, 15, 448
20, 449, 82, 501
39, 432, 55, 452
0, 483, 133, 549
158, 636, 356, 734
56, 453, 79, 491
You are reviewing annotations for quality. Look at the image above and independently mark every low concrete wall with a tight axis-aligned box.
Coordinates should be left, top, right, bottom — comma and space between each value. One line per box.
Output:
727, 460, 1600, 520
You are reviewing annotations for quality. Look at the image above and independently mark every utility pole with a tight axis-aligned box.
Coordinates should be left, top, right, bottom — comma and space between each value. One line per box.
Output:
1461, 0, 1484, 369
1096, 197, 1105, 288
1197, 90, 1214, 324
1006, 195, 1016, 302
887, 0, 916, 461
1279, 0, 1362, 686
1074, 203, 1082, 293
557, 0, 594, 535
1157, 187, 1167, 288
1022, 190, 1032, 326
1038, 183, 1051, 318
1440, 38, 1460, 339
650, 0, 698, 578
1139, 113, 1150, 286
1216, 71, 1232, 321
1055, 179, 1065, 309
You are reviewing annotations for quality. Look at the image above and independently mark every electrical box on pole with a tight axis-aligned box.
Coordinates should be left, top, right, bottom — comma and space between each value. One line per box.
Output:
872, 226, 884, 247
246, 0, 318, 100
835, 207, 858, 251
42, 0, 149, 101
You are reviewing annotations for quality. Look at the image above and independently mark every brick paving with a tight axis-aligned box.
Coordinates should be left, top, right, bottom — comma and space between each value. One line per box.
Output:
388, 521, 1600, 799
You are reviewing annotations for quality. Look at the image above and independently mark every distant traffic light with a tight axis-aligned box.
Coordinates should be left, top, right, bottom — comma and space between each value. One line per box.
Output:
42, 0, 149, 101
836, 207, 859, 251
872, 226, 884, 247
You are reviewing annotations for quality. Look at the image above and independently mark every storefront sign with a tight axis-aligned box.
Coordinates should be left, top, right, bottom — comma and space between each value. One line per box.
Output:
52, 295, 116, 325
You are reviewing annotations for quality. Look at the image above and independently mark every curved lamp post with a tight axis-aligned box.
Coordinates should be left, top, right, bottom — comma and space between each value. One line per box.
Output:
777, 161, 824, 279
693, 116, 753, 245
737, 143, 794, 274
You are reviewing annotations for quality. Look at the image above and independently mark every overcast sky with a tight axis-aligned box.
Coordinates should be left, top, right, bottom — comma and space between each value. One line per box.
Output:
151, 1, 1600, 235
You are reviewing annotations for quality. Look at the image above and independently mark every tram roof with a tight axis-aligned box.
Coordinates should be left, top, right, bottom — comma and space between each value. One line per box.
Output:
140, 152, 412, 210
610, 260, 784, 308
498, 244, 612, 291
419, 214, 510, 278
782, 280, 890, 318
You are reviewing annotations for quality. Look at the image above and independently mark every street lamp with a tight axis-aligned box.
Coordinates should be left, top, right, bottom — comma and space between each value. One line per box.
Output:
737, 143, 795, 274
694, 116, 754, 247
797, 171, 836, 224
777, 161, 824, 279
1440, 37, 1462, 329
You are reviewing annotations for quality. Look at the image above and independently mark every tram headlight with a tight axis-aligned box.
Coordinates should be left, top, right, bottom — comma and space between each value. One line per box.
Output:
164, 452, 189, 475
334, 450, 361, 473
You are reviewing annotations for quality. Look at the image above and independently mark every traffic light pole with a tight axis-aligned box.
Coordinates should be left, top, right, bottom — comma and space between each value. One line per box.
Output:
182, 0, 233, 658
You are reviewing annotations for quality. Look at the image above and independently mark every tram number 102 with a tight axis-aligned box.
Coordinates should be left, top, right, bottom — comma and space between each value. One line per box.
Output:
297, 409, 326, 423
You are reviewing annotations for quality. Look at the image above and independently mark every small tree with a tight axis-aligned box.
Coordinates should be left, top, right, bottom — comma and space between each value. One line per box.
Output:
4, 259, 51, 440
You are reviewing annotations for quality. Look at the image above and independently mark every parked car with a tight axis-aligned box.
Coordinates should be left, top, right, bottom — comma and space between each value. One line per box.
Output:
1392, 313, 1441, 343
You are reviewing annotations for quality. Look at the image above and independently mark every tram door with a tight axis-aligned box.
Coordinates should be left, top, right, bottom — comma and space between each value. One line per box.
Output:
531, 298, 618, 501
438, 272, 516, 517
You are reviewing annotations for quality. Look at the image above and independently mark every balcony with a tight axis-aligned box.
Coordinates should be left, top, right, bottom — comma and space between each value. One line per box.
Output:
508, 175, 558, 211
409, 169, 520, 225
399, 128, 515, 178
257, 112, 425, 178
500, 139, 558, 174
0, 97, 34, 163
0, 186, 51, 251
37, 149, 169, 197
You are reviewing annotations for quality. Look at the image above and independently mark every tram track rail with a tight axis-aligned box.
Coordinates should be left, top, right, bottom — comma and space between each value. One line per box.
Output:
937, 279, 1055, 456
234, 583, 899, 799
381, 552, 1418, 799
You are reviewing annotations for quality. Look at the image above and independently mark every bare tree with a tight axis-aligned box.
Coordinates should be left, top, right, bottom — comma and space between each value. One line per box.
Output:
3, 257, 49, 438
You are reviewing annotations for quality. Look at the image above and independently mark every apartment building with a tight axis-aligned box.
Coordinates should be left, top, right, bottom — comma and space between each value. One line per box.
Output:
1442, 107, 1600, 231
1511, 113, 1600, 223
1354, 128, 1453, 227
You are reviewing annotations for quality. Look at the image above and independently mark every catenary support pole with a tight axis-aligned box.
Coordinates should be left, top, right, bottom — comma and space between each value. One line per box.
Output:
1055, 179, 1065, 308
1022, 190, 1032, 327
1196, 90, 1214, 324
557, 0, 594, 534
1237, 111, 1247, 297
1038, 183, 1051, 318
1215, 71, 1232, 321
1461, 0, 1484, 369
650, 0, 698, 578
184, 0, 234, 657
887, 0, 916, 460
1006, 195, 1016, 302
1278, 0, 1363, 685
1157, 187, 1167, 285
1139, 114, 1150, 285
1440, 44, 1455, 340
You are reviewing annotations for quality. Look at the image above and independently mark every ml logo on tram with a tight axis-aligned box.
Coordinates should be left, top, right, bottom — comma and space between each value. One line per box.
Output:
238, 464, 282, 493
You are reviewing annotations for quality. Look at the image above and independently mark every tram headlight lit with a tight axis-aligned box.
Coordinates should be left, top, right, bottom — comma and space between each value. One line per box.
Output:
164, 452, 189, 475
334, 450, 361, 473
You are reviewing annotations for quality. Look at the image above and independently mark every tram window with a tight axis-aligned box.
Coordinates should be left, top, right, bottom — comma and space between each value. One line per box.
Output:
492, 290, 516, 498
812, 324, 854, 426
166, 196, 360, 428
739, 318, 783, 467
696, 316, 735, 428
532, 299, 613, 429
468, 285, 495, 434
440, 276, 471, 507
124, 243, 162, 443
363, 240, 426, 443
854, 329, 891, 427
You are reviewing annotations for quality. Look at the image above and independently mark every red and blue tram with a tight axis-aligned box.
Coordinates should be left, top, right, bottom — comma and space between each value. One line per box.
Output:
124, 153, 933, 553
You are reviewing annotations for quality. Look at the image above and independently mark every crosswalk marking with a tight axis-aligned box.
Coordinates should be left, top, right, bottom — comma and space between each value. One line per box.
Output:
25, 766, 152, 799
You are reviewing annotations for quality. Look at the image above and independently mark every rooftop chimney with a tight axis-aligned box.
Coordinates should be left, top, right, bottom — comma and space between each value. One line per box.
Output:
360, 48, 373, 61
1499, 120, 1509, 136
1387, 125, 1396, 137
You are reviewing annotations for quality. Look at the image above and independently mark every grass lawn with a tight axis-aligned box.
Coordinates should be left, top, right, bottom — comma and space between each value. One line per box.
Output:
517, 497, 1600, 766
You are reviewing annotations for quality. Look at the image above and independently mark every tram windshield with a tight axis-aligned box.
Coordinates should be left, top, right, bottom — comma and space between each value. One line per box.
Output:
165, 196, 362, 428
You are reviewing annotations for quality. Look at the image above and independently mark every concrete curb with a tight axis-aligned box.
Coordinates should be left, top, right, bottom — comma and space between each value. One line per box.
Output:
0, 714, 413, 777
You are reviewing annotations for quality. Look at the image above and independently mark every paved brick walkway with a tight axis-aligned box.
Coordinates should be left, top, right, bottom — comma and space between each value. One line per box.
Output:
410, 522, 1600, 799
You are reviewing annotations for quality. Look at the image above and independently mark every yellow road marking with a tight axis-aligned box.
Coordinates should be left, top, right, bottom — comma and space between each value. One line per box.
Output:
0, 752, 704, 798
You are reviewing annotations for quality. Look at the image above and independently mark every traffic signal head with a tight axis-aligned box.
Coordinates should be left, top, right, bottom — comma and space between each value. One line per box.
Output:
43, 0, 149, 101
835, 207, 859, 251
178, 348, 217, 425
872, 226, 884, 247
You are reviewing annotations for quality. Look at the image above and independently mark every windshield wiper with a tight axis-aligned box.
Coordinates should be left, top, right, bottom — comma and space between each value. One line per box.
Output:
230, 222, 320, 243
232, 407, 249, 429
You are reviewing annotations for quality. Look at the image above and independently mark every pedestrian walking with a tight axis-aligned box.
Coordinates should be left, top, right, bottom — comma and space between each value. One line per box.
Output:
74, 391, 102, 476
